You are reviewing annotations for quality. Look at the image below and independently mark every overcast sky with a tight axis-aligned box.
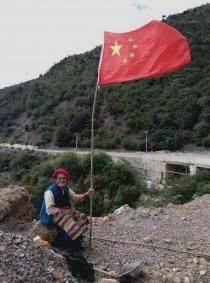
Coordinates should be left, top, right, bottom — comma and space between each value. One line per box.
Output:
0, 0, 208, 89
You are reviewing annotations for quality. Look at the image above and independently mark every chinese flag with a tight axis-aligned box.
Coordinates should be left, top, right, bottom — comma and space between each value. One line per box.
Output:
98, 20, 191, 86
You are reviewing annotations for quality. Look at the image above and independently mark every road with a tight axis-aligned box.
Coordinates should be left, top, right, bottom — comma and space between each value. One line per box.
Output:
1, 143, 210, 168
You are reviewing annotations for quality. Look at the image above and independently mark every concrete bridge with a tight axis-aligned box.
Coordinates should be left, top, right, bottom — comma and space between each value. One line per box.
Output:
111, 151, 210, 184
1, 143, 210, 184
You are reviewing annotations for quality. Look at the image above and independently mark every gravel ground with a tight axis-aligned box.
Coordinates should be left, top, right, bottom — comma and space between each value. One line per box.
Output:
0, 231, 78, 283
0, 194, 209, 283
83, 195, 210, 283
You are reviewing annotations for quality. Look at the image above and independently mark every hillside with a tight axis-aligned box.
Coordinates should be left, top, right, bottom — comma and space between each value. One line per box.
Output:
0, 4, 209, 151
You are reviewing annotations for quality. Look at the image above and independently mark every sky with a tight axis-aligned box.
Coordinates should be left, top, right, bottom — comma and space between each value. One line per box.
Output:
0, 0, 209, 89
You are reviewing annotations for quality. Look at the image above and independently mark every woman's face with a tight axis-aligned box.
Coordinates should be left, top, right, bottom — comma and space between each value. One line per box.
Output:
56, 174, 67, 187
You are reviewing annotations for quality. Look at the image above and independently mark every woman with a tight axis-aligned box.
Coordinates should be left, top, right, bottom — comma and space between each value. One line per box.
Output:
39, 168, 94, 249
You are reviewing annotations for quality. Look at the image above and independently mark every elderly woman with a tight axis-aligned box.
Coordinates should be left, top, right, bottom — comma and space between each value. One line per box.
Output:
39, 168, 94, 249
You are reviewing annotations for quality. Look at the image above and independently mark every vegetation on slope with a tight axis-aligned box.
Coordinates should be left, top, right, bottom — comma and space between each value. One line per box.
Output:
0, 4, 209, 151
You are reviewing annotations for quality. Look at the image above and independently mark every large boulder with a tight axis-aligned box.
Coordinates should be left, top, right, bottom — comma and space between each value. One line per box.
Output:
0, 186, 35, 223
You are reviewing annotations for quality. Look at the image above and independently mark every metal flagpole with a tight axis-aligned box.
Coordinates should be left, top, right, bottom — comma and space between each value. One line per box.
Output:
89, 83, 99, 248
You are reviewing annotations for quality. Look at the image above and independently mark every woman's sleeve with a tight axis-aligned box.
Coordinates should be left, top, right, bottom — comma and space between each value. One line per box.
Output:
44, 190, 61, 215
68, 188, 88, 203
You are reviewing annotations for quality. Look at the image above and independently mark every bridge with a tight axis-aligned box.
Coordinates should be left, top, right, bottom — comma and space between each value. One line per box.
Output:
1, 143, 210, 184
112, 151, 210, 184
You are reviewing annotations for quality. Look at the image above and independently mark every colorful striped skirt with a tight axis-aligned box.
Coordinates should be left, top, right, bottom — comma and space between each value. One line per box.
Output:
53, 209, 89, 241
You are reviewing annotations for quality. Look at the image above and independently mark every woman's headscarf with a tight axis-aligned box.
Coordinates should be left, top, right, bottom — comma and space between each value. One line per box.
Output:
52, 168, 71, 182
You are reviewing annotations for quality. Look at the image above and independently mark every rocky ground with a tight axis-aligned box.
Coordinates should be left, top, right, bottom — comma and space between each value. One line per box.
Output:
0, 186, 209, 282
83, 195, 210, 283
0, 231, 79, 283
0, 186, 78, 282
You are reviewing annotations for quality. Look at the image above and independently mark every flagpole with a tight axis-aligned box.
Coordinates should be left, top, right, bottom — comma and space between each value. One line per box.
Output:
89, 83, 99, 248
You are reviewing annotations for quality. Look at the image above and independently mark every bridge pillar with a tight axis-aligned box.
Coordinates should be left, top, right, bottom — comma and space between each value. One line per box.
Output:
190, 164, 197, 175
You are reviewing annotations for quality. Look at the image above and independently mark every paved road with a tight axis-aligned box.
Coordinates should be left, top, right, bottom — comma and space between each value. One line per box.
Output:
1, 143, 210, 167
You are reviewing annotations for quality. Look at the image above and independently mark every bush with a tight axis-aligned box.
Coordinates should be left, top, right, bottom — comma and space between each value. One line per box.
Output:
202, 135, 210, 147
0, 151, 144, 217
163, 172, 210, 204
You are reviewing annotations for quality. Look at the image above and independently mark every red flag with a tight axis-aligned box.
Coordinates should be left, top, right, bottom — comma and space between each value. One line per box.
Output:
98, 20, 191, 86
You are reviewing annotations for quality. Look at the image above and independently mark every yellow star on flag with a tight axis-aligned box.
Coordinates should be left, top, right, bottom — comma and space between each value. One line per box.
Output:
123, 58, 128, 63
110, 41, 122, 56
129, 52, 135, 58
128, 38, 133, 42
132, 44, 138, 49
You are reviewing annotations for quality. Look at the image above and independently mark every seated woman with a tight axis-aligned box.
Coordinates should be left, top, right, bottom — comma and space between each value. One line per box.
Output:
39, 168, 94, 249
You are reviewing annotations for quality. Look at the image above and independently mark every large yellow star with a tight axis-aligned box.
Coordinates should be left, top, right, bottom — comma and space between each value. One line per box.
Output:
110, 41, 122, 56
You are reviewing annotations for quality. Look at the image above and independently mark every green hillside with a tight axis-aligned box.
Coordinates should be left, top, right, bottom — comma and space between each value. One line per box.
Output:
0, 4, 209, 151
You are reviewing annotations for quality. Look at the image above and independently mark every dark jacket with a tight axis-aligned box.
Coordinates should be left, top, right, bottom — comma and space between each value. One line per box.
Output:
39, 184, 70, 229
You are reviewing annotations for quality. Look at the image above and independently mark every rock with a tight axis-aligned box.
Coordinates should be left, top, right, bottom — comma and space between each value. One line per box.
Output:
167, 258, 175, 264
0, 246, 6, 252
113, 204, 133, 215
162, 238, 173, 244
18, 224, 26, 231
172, 267, 181, 272
98, 265, 110, 271
0, 230, 77, 282
199, 257, 210, 265
47, 266, 55, 273
33, 236, 41, 242
150, 210, 159, 217
172, 275, 181, 283
99, 279, 119, 283
29, 220, 57, 243
143, 236, 153, 243
0, 186, 35, 223
183, 277, 191, 283
192, 257, 198, 264
199, 270, 206, 276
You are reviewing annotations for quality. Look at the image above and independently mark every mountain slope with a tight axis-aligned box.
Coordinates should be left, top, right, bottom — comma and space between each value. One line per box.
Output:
0, 4, 210, 150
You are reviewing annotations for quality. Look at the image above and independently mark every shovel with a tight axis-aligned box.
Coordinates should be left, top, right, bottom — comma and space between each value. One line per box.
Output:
94, 260, 143, 282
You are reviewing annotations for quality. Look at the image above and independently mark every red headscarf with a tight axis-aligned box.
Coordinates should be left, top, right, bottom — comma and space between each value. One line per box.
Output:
52, 168, 71, 182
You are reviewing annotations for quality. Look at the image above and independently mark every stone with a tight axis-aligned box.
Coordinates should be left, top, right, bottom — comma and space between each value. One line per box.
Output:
167, 258, 175, 264
18, 224, 26, 231
47, 266, 55, 273
0, 186, 35, 222
199, 270, 206, 276
183, 277, 191, 283
114, 205, 132, 215
199, 257, 210, 265
150, 210, 159, 217
99, 279, 119, 283
192, 257, 199, 264
143, 236, 153, 243
29, 220, 57, 243
172, 267, 181, 272
163, 238, 173, 244
172, 275, 181, 283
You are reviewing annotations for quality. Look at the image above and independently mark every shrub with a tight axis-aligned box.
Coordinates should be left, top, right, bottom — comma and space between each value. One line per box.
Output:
0, 151, 144, 217
164, 172, 210, 204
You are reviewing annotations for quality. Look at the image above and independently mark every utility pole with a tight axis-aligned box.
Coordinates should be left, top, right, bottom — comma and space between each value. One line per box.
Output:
24, 124, 29, 148
75, 133, 78, 151
144, 131, 149, 153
